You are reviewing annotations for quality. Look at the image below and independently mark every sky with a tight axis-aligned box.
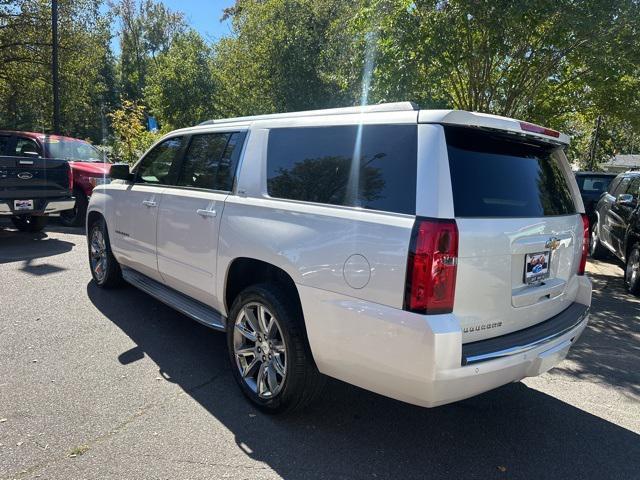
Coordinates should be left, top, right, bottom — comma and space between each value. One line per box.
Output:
110, 0, 236, 53
161, 0, 235, 42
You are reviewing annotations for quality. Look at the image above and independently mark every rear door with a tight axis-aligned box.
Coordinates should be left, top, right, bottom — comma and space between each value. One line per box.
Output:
442, 126, 583, 342
608, 176, 640, 256
156, 131, 245, 307
112, 136, 185, 282
600, 176, 630, 253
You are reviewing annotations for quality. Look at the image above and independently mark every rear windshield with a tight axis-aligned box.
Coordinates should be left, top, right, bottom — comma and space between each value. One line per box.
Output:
445, 126, 576, 218
575, 175, 614, 193
44, 138, 106, 163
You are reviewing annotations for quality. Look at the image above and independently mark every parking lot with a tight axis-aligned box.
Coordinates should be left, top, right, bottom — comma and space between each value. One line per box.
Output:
0, 218, 638, 480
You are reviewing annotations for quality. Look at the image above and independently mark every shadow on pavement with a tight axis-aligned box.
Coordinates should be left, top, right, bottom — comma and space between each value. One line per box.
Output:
87, 280, 640, 480
0, 227, 75, 265
554, 261, 640, 399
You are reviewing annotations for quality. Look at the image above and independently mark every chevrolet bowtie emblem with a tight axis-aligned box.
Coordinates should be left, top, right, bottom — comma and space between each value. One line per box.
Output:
545, 237, 561, 251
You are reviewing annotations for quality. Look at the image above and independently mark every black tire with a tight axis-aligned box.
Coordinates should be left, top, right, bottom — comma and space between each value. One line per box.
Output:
624, 245, 640, 295
60, 191, 88, 227
226, 283, 325, 414
88, 218, 123, 288
10, 215, 48, 233
590, 221, 607, 259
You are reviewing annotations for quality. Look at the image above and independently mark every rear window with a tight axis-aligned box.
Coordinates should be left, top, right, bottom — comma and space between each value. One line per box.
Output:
576, 175, 614, 193
266, 125, 417, 215
445, 126, 576, 218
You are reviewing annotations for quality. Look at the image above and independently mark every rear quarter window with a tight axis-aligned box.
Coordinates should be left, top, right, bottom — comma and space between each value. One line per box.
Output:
445, 126, 576, 218
266, 125, 417, 215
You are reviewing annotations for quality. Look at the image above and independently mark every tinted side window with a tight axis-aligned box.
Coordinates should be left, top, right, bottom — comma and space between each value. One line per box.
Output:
0, 135, 12, 155
446, 126, 576, 217
136, 137, 184, 185
178, 133, 230, 189
15, 137, 42, 157
216, 132, 245, 191
266, 125, 417, 215
612, 177, 630, 196
608, 176, 623, 194
625, 177, 640, 198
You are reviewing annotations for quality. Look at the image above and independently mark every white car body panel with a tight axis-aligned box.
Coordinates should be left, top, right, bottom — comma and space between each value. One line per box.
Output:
156, 187, 228, 308
87, 102, 592, 409
112, 183, 165, 282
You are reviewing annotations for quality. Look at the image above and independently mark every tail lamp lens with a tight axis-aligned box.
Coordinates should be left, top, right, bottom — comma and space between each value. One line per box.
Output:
578, 213, 589, 275
404, 218, 458, 314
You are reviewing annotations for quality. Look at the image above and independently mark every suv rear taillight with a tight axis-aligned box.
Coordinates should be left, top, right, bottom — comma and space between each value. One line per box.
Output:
404, 218, 458, 315
578, 213, 589, 275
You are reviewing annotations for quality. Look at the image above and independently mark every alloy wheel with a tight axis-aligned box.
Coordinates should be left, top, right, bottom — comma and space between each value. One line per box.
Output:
90, 228, 107, 282
233, 302, 287, 399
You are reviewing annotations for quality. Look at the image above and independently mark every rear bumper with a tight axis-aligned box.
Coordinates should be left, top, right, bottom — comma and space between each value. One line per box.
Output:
299, 275, 592, 408
0, 197, 75, 216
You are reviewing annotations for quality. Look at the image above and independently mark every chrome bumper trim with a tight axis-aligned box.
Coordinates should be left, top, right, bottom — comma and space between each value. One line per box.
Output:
43, 199, 76, 212
463, 304, 590, 365
0, 198, 75, 215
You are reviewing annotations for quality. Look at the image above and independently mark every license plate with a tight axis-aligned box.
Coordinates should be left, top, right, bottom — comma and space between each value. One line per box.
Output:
524, 251, 550, 284
14, 199, 34, 211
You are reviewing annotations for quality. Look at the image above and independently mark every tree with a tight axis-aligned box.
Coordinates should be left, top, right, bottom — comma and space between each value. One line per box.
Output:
346, 0, 640, 164
112, 0, 186, 100
0, 0, 114, 140
214, 0, 358, 117
109, 99, 160, 163
144, 30, 217, 129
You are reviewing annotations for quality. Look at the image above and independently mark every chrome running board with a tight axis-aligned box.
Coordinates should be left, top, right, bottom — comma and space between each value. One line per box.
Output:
122, 267, 226, 331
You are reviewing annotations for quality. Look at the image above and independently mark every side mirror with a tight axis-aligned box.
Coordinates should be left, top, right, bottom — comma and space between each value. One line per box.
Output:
109, 163, 133, 181
616, 193, 634, 206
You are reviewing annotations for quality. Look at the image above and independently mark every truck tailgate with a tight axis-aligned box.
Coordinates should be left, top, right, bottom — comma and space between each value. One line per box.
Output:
0, 156, 71, 198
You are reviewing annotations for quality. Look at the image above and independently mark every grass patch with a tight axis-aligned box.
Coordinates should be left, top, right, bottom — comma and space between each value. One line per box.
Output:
69, 444, 90, 457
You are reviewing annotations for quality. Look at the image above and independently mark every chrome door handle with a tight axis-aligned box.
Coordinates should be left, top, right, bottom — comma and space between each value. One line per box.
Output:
142, 200, 157, 207
196, 208, 217, 218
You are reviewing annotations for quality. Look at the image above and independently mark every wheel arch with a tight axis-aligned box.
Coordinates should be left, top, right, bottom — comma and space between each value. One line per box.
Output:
624, 230, 640, 262
224, 257, 302, 319
86, 210, 104, 230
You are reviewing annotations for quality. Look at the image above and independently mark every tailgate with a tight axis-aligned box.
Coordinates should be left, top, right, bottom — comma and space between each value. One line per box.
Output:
0, 156, 71, 198
442, 125, 584, 343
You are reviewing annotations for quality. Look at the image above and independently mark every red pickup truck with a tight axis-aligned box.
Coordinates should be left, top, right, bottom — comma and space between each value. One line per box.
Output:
0, 131, 112, 226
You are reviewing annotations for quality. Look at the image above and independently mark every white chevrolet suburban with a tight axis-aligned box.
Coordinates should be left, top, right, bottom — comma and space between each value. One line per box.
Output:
87, 102, 592, 413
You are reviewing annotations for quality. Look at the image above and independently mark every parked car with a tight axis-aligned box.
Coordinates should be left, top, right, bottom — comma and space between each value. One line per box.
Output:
591, 171, 640, 293
575, 171, 616, 226
0, 134, 74, 232
0, 130, 112, 227
86, 102, 592, 413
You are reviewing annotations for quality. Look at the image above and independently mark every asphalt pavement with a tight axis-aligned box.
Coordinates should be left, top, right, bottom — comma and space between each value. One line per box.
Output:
0, 217, 638, 480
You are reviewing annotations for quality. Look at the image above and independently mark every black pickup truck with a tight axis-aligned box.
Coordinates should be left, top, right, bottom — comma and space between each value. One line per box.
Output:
0, 154, 75, 232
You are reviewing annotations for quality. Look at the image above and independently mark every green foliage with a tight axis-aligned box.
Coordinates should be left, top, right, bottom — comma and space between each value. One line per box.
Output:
144, 30, 218, 129
0, 0, 638, 168
348, 0, 640, 165
108, 99, 161, 164
113, 0, 186, 100
213, 0, 357, 117
0, 0, 114, 140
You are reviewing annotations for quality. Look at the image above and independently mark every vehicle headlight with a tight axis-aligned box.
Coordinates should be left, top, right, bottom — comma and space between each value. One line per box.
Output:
89, 177, 111, 187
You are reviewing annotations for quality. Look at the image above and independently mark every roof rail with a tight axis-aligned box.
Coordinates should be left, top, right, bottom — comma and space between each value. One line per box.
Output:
199, 101, 419, 125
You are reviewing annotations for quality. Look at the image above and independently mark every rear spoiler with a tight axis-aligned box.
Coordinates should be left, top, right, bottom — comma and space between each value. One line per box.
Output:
418, 110, 570, 146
